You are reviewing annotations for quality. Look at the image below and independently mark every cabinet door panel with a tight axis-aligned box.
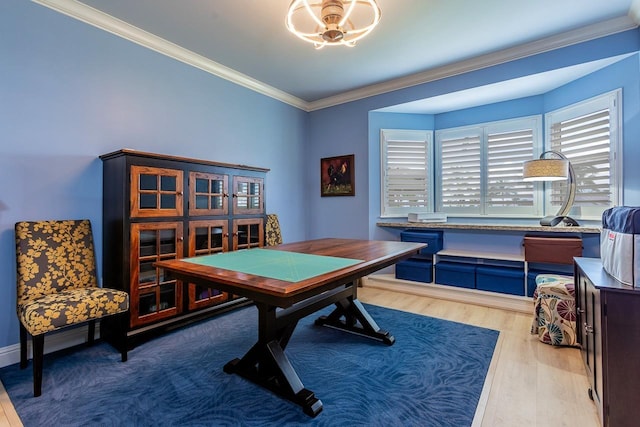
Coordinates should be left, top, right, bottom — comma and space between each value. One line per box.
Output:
233, 218, 264, 251
189, 171, 229, 216
187, 220, 229, 310
232, 176, 264, 215
130, 222, 184, 327
604, 292, 640, 427
130, 165, 184, 217
589, 285, 602, 420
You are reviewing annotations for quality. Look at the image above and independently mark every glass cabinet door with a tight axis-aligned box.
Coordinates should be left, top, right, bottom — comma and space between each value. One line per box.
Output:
233, 218, 264, 251
187, 220, 229, 310
130, 222, 184, 327
130, 165, 184, 218
188, 171, 228, 216
232, 176, 264, 215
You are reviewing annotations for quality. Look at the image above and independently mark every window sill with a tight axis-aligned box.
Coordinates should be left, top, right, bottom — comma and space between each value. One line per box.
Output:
377, 221, 600, 234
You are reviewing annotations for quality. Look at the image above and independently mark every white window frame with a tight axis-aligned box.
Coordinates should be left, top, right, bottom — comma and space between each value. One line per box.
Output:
434, 126, 482, 215
435, 116, 542, 217
543, 89, 622, 220
380, 129, 434, 218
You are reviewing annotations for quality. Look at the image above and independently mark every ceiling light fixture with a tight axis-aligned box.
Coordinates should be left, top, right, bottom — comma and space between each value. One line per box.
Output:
286, 0, 381, 49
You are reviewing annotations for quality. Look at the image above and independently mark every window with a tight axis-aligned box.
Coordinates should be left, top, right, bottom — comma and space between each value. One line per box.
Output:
435, 116, 541, 217
436, 127, 481, 213
544, 90, 621, 220
380, 129, 433, 217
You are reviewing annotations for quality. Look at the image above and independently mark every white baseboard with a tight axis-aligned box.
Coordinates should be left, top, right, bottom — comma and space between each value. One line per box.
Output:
0, 324, 99, 369
363, 274, 532, 314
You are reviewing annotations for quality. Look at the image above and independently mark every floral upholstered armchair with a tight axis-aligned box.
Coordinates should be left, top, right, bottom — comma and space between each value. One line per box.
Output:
15, 219, 129, 396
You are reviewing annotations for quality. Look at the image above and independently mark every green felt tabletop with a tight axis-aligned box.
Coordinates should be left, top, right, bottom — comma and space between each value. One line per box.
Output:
182, 248, 363, 282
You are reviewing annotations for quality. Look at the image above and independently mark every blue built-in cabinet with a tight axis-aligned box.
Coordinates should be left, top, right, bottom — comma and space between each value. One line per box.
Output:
391, 225, 599, 298
395, 231, 443, 283
476, 265, 524, 296
434, 261, 476, 289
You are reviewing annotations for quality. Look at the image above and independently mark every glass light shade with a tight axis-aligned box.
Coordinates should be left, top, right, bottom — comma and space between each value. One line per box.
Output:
522, 158, 569, 182
286, 0, 381, 49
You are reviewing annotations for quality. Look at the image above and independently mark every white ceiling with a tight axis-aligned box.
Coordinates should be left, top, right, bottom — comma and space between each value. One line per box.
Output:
36, 0, 640, 112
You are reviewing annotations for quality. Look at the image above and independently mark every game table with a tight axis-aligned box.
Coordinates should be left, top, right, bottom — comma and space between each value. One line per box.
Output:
154, 238, 425, 417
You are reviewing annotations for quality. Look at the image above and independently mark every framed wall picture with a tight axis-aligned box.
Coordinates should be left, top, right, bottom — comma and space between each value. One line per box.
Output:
320, 154, 355, 197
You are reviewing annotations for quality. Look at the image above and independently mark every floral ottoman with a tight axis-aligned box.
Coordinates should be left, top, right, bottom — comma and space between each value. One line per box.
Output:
531, 274, 577, 346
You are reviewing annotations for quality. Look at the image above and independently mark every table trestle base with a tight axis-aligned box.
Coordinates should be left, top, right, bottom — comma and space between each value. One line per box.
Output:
224, 281, 394, 417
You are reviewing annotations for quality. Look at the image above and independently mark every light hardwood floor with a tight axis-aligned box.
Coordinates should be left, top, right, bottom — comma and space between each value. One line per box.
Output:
358, 286, 600, 427
0, 286, 600, 427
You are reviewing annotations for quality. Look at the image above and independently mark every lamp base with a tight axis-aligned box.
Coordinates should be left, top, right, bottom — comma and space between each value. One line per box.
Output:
540, 216, 580, 227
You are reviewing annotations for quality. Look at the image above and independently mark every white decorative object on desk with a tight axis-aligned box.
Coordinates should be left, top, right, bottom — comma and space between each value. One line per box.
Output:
408, 213, 447, 223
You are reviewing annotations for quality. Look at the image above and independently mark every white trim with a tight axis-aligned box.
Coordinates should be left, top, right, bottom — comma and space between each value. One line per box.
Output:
307, 16, 637, 111
0, 324, 97, 369
362, 274, 532, 313
31, 1, 637, 113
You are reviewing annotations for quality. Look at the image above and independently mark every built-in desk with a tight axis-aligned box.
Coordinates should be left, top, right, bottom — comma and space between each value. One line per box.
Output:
366, 222, 601, 312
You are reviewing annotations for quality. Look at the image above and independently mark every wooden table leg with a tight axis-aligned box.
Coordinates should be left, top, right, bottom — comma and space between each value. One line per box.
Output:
315, 284, 395, 345
223, 282, 394, 417
223, 303, 323, 417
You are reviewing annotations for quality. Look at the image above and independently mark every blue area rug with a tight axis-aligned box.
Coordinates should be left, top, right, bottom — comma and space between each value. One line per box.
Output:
0, 304, 498, 426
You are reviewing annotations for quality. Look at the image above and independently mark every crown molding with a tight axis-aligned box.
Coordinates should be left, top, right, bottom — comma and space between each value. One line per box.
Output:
308, 16, 638, 111
32, 1, 639, 113
32, 0, 309, 110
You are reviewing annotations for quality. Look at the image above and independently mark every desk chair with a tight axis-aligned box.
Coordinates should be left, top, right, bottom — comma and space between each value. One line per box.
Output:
15, 219, 129, 396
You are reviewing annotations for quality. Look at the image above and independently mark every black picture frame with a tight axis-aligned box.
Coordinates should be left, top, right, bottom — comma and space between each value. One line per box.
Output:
321, 154, 355, 197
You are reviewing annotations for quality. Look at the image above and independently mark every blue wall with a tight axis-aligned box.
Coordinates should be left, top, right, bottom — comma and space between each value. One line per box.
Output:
545, 54, 640, 205
306, 30, 640, 245
435, 95, 544, 129
0, 1, 308, 348
2, 0, 640, 351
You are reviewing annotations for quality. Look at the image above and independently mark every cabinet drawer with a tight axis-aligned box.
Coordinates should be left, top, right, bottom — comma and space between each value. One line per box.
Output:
435, 262, 475, 289
396, 259, 433, 283
524, 236, 582, 264
476, 265, 524, 296
400, 231, 443, 255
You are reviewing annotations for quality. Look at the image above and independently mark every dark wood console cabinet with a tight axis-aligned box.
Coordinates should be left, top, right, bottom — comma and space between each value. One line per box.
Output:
574, 257, 640, 427
100, 149, 268, 346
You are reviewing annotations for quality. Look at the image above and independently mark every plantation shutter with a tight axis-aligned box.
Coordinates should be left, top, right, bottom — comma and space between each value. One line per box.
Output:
380, 130, 432, 217
549, 109, 612, 209
436, 116, 540, 216
439, 133, 481, 212
485, 128, 535, 213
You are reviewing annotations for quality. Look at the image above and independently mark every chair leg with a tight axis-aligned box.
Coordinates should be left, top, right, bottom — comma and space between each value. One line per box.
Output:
87, 320, 95, 345
120, 312, 128, 362
32, 334, 44, 397
19, 324, 28, 369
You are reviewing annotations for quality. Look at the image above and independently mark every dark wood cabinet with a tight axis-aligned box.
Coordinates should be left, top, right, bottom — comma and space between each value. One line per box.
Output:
574, 257, 640, 427
100, 149, 268, 345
